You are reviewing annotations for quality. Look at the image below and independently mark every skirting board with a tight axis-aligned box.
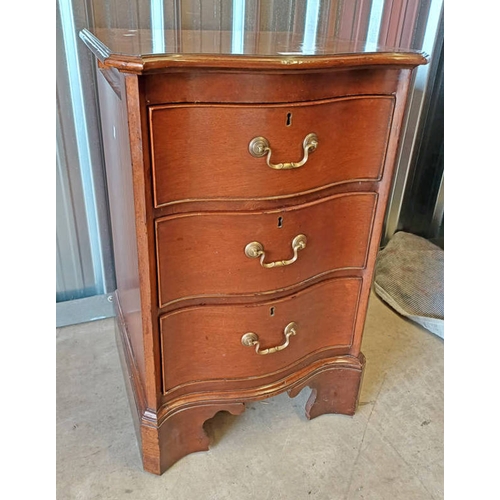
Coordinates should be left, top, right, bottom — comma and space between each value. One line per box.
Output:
56, 293, 116, 328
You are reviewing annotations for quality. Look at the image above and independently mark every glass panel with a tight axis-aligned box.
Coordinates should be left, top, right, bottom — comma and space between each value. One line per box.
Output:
88, 0, 427, 57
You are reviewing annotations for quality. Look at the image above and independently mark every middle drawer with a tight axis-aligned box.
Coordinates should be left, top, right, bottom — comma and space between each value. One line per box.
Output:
155, 191, 377, 308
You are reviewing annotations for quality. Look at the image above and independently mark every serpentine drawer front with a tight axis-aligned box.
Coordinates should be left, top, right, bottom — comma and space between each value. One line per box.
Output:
155, 192, 377, 308
81, 19, 426, 474
149, 96, 395, 207
160, 278, 362, 395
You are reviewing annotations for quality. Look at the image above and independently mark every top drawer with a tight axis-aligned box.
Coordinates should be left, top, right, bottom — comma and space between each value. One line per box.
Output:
149, 96, 395, 208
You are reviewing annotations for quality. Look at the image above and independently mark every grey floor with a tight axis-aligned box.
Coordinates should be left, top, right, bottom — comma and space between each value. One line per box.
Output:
57, 293, 443, 500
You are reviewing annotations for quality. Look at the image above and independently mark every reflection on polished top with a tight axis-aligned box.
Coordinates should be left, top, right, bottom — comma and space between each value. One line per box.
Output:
80, 0, 427, 72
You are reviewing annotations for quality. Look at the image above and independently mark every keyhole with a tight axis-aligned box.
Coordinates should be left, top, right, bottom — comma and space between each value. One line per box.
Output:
277, 216, 283, 228
286, 113, 292, 126
270, 307, 275, 316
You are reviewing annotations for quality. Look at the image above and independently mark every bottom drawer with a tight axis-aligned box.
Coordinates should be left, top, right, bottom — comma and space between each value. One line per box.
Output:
160, 277, 362, 395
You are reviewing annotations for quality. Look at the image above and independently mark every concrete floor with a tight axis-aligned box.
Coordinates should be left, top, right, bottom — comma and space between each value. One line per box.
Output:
56, 293, 443, 500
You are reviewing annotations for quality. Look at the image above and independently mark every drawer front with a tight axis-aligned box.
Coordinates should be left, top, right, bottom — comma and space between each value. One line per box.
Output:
156, 192, 376, 308
150, 96, 394, 207
160, 277, 362, 394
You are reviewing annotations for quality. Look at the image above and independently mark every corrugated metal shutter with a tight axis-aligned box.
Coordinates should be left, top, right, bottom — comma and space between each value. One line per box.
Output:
56, 0, 115, 304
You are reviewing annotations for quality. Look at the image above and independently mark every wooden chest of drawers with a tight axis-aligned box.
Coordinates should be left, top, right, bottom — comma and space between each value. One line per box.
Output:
81, 27, 426, 475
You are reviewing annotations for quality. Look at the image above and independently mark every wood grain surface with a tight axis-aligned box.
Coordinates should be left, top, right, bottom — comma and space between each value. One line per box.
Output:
144, 68, 406, 106
160, 277, 362, 394
150, 96, 394, 207
155, 192, 377, 308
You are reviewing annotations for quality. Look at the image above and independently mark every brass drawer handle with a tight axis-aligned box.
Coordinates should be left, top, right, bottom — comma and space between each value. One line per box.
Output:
244, 234, 307, 268
248, 133, 318, 170
241, 322, 298, 355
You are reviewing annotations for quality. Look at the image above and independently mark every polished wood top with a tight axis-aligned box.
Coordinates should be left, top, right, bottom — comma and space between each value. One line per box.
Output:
80, 0, 427, 74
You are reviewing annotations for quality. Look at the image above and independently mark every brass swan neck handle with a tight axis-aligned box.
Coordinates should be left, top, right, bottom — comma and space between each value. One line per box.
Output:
248, 133, 318, 170
244, 234, 307, 268
241, 322, 298, 355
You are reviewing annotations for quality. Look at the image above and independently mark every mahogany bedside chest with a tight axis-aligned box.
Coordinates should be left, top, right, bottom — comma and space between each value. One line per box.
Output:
80, 18, 426, 474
